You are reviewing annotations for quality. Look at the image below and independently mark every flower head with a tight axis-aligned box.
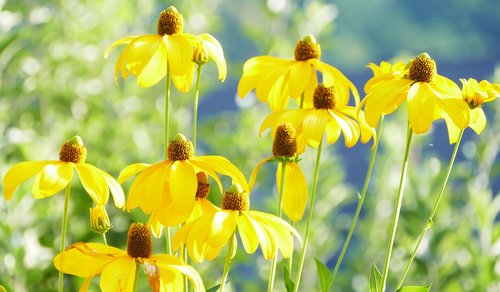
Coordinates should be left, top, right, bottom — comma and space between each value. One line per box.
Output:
238, 35, 359, 111
118, 134, 248, 226
90, 205, 112, 235
361, 53, 470, 134
2, 136, 125, 209
172, 184, 301, 263
54, 223, 204, 292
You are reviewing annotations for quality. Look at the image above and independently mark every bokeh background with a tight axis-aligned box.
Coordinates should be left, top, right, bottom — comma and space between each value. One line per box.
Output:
1, 0, 499, 291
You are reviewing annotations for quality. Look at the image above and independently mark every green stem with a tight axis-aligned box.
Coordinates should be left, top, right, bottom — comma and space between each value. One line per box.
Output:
288, 221, 294, 271
380, 124, 413, 292
396, 130, 464, 289
299, 93, 304, 109
58, 183, 71, 292
101, 233, 108, 245
133, 261, 141, 292
331, 116, 384, 285
193, 65, 202, 156
293, 139, 324, 292
219, 233, 236, 292
268, 161, 287, 292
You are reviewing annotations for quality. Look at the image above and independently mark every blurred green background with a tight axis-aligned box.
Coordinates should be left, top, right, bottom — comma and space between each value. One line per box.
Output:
0, 0, 499, 291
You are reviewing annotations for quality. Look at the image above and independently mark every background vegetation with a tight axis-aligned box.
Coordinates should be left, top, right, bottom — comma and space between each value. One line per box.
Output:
0, 0, 499, 291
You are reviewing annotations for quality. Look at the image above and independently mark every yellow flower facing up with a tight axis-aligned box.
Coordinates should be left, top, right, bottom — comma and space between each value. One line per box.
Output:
2, 136, 125, 209
249, 123, 308, 222
238, 35, 359, 111
172, 33, 227, 92
172, 184, 301, 263
118, 134, 248, 226
54, 223, 204, 292
260, 85, 376, 148
361, 53, 470, 134
443, 78, 500, 143
105, 6, 200, 88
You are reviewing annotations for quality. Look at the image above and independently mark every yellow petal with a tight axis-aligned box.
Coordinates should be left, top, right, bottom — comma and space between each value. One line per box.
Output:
237, 213, 260, 254
288, 62, 312, 98
99, 169, 125, 209
324, 119, 341, 145
128, 161, 169, 213
75, 164, 109, 205
137, 42, 168, 88
187, 160, 223, 193
432, 84, 470, 130
2, 160, 50, 200
148, 213, 163, 238
117, 163, 151, 184
170, 161, 197, 214
209, 210, 238, 247
470, 108, 486, 135
407, 83, 435, 134
243, 213, 276, 259
302, 109, 330, 147
32, 162, 73, 199
278, 163, 308, 222
171, 62, 195, 93
166, 34, 193, 76
104, 35, 137, 58
267, 70, 291, 111
313, 59, 360, 106
122, 35, 162, 77
153, 254, 206, 292
193, 156, 249, 193
330, 109, 360, 147
155, 201, 192, 227
249, 157, 272, 190
199, 33, 227, 82
100, 257, 136, 292
185, 214, 216, 263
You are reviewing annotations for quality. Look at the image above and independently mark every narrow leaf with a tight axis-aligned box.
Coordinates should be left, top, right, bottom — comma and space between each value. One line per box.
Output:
284, 264, 295, 292
369, 263, 382, 292
314, 257, 333, 292
396, 285, 432, 292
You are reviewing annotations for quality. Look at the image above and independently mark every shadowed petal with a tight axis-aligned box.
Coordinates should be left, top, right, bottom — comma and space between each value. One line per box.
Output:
75, 164, 109, 205
100, 257, 136, 292
32, 162, 73, 199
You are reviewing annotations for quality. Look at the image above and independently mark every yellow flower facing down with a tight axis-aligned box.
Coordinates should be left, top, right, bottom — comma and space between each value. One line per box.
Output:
172, 184, 301, 263
118, 134, 248, 226
54, 223, 204, 292
443, 78, 500, 143
238, 35, 359, 111
364, 60, 406, 94
172, 33, 227, 92
249, 123, 308, 222
2, 136, 125, 209
260, 85, 376, 148
361, 53, 470, 134
105, 6, 199, 88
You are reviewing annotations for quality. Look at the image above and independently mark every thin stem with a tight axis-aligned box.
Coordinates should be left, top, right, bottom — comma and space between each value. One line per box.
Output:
219, 233, 236, 292
380, 124, 413, 292
133, 261, 141, 292
331, 116, 384, 285
288, 221, 294, 271
268, 161, 287, 292
299, 93, 304, 109
101, 233, 108, 245
293, 139, 324, 292
193, 65, 202, 156
58, 183, 71, 292
396, 130, 464, 289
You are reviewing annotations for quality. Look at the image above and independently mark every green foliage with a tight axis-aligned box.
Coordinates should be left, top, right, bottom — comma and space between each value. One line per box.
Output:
369, 263, 382, 292
314, 257, 333, 292
396, 285, 432, 292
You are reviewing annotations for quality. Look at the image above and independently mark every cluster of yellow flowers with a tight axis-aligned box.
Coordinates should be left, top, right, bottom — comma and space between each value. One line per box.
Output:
2, 5, 499, 292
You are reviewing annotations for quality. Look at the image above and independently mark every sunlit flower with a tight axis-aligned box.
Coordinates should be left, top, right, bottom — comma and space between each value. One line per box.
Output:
261, 85, 375, 148
364, 60, 406, 94
238, 35, 359, 110
54, 223, 204, 292
2, 136, 125, 209
443, 78, 500, 143
172, 33, 227, 92
105, 6, 199, 88
118, 134, 248, 226
361, 53, 470, 133
90, 205, 112, 235
172, 184, 301, 263
249, 123, 308, 221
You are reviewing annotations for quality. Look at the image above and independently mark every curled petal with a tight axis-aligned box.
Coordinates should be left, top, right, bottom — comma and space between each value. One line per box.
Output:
75, 164, 110, 205
199, 33, 227, 81
2, 160, 50, 200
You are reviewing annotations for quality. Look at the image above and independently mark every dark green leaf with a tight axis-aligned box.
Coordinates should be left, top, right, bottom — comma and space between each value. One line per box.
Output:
396, 285, 432, 292
314, 257, 333, 292
369, 263, 382, 292
284, 264, 295, 292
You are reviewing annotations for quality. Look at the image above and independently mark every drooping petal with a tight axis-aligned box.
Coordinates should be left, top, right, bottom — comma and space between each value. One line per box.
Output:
32, 162, 73, 199
237, 56, 287, 98
122, 35, 163, 78
242, 212, 277, 259
2, 160, 50, 200
199, 33, 227, 81
278, 162, 308, 222
236, 213, 260, 254
192, 156, 249, 192
117, 163, 151, 184
171, 61, 195, 93
313, 59, 360, 106
302, 109, 330, 147
97, 168, 125, 209
186, 159, 223, 193
169, 161, 197, 214
152, 254, 206, 292
407, 82, 435, 134
137, 41, 168, 87
330, 109, 361, 147
248, 157, 272, 190
288, 61, 312, 98
128, 161, 170, 213
100, 257, 136, 292
166, 34, 193, 76
208, 210, 238, 247
431, 84, 470, 130
469, 108, 486, 135
104, 35, 137, 58
259, 110, 308, 137
155, 200, 193, 227
267, 69, 291, 111
75, 164, 110, 206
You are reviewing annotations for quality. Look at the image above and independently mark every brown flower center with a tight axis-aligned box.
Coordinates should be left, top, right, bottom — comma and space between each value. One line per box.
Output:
222, 185, 250, 211
196, 172, 210, 199
273, 123, 297, 158
313, 85, 335, 109
126, 223, 152, 259
157, 6, 183, 35
409, 53, 437, 83
59, 136, 87, 163
294, 38, 321, 61
167, 134, 194, 161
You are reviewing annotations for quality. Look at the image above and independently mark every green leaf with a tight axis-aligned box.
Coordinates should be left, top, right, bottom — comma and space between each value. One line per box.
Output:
314, 257, 333, 292
206, 284, 221, 292
284, 264, 295, 292
396, 285, 432, 292
369, 263, 382, 292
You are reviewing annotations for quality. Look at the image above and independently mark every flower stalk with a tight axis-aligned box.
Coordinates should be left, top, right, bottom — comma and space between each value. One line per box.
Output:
58, 183, 71, 292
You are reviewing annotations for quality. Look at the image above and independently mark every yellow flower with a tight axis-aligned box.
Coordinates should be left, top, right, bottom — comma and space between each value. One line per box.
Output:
54, 223, 204, 292
2, 136, 125, 209
443, 78, 500, 143
238, 35, 359, 111
249, 123, 308, 221
105, 6, 199, 88
172, 184, 301, 263
361, 53, 470, 134
261, 85, 375, 148
90, 205, 112, 235
118, 134, 248, 226
172, 33, 227, 92
364, 60, 406, 94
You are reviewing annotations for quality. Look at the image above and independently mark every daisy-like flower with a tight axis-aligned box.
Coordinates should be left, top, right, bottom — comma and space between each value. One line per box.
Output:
261, 84, 376, 148
364, 60, 406, 94
105, 6, 199, 88
118, 134, 248, 226
2, 136, 125, 208
443, 78, 500, 143
172, 184, 301, 263
249, 123, 308, 221
54, 223, 205, 292
238, 35, 359, 110
361, 53, 470, 133
172, 33, 227, 92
